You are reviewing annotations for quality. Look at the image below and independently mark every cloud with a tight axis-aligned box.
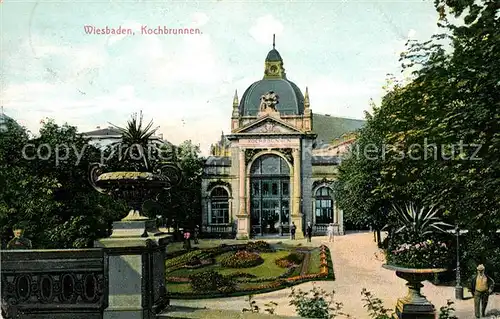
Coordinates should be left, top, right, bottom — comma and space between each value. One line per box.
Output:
249, 15, 284, 45
146, 34, 226, 86
191, 13, 209, 28
310, 77, 380, 99
306, 76, 381, 119
407, 29, 417, 39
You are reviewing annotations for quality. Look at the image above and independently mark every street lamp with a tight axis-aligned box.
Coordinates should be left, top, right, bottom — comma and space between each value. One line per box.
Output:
455, 224, 464, 300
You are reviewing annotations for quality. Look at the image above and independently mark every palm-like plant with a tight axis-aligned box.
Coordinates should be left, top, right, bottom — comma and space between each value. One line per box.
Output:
390, 203, 452, 240
109, 111, 159, 171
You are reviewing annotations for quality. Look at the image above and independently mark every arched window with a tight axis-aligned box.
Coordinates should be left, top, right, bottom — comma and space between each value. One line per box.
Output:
250, 154, 290, 176
315, 187, 333, 224
210, 187, 229, 224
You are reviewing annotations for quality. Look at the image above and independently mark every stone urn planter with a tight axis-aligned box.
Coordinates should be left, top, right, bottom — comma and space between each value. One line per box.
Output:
89, 163, 182, 221
383, 264, 447, 319
88, 162, 182, 317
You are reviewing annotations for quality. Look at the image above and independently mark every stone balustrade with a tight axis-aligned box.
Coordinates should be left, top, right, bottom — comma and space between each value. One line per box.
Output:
1, 249, 106, 319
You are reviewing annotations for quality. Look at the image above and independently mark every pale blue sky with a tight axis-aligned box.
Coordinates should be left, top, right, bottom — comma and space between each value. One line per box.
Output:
1, 0, 441, 154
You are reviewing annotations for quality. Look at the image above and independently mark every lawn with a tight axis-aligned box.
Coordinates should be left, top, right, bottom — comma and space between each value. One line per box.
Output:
165, 241, 333, 298
168, 251, 290, 278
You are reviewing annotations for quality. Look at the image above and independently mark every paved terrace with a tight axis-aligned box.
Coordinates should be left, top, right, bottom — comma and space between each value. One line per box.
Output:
169, 232, 500, 318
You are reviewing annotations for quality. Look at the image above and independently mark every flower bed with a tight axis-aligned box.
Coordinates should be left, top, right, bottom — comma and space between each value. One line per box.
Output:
275, 252, 305, 268
166, 243, 333, 298
165, 250, 208, 269
246, 240, 274, 252
220, 250, 264, 268
184, 258, 214, 269
387, 239, 449, 268
189, 270, 235, 293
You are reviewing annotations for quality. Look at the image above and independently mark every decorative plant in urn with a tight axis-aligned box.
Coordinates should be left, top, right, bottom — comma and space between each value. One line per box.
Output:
382, 203, 453, 318
88, 111, 182, 221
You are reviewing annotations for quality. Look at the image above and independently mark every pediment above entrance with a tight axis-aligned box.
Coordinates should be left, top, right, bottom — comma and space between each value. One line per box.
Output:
233, 115, 303, 135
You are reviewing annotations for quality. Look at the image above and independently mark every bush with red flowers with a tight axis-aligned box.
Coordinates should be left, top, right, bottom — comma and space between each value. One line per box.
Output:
220, 250, 264, 268
275, 252, 305, 268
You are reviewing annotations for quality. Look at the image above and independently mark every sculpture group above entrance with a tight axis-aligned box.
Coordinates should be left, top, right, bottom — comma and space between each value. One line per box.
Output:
258, 91, 280, 117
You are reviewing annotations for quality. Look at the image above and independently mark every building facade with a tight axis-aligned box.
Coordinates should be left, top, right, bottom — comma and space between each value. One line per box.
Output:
202, 44, 365, 239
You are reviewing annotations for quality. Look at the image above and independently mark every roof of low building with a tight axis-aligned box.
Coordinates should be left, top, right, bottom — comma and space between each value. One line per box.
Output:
205, 156, 231, 166
83, 127, 122, 136
312, 113, 365, 146
311, 155, 341, 165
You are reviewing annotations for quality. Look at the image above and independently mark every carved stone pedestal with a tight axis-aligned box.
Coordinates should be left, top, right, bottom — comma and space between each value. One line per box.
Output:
95, 219, 171, 319
235, 214, 250, 240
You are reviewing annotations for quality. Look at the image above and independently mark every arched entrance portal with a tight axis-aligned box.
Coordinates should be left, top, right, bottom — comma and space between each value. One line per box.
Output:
250, 154, 290, 236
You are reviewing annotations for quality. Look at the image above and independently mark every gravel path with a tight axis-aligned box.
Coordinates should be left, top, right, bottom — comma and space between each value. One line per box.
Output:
299, 251, 311, 276
170, 232, 500, 318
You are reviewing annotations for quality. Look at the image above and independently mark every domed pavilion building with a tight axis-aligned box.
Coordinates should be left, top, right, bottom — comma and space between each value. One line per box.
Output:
0, 107, 21, 133
202, 39, 365, 239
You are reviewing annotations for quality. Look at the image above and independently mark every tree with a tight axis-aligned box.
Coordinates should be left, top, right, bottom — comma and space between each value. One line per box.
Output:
335, 0, 500, 281
0, 119, 125, 248
147, 140, 204, 232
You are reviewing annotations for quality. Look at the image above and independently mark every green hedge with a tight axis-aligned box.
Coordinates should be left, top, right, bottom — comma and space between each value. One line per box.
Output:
189, 270, 236, 293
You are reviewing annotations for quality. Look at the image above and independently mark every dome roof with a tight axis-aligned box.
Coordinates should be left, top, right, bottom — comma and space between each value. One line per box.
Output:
266, 49, 282, 62
239, 79, 304, 116
239, 43, 305, 116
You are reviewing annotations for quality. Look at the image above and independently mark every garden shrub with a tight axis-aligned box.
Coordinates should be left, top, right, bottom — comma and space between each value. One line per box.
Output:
226, 272, 257, 279
288, 284, 344, 319
165, 250, 206, 269
276, 252, 305, 268
220, 250, 264, 268
246, 240, 274, 252
185, 256, 201, 267
189, 270, 235, 293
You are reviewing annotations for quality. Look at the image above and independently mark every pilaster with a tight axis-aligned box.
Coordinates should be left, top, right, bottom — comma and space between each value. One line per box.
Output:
236, 148, 250, 239
292, 148, 304, 239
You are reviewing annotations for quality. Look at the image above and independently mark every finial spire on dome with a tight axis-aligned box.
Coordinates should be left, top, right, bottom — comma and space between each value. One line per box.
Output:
304, 87, 310, 106
233, 90, 239, 107
273, 34, 275, 49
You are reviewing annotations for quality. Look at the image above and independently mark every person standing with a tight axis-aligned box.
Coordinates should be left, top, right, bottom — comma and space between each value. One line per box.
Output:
327, 223, 335, 242
7, 228, 32, 249
290, 222, 296, 240
471, 264, 495, 318
194, 225, 200, 244
306, 222, 313, 243
183, 231, 192, 250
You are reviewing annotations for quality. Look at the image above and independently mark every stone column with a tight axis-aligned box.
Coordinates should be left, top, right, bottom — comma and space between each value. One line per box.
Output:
291, 148, 304, 239
236, 148, 250, 239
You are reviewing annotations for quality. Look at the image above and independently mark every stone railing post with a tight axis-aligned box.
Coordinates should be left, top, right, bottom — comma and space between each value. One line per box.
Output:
95, 220, 170, 319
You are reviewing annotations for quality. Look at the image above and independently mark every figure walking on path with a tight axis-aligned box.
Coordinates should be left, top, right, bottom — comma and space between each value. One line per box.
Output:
290, 222, 296, 240
327, 223, 335, 243
471, 264, 495, 318
306, 222, 312, 243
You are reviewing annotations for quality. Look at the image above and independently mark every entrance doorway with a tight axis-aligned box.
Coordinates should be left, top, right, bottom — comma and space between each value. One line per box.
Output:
250, 154, 290, 236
